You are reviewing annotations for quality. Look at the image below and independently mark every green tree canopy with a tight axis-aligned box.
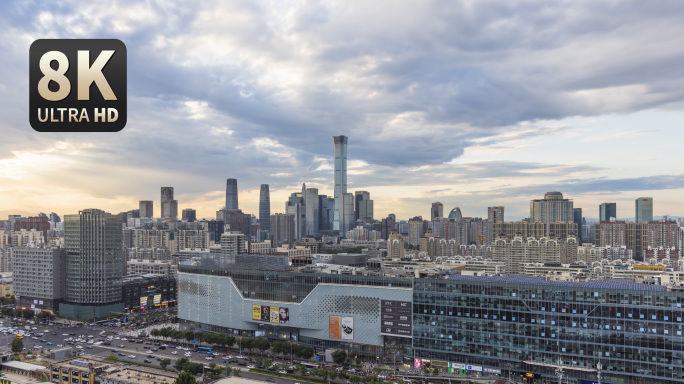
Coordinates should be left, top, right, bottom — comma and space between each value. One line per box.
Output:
174, 372, 197, 384
332, 350, 347, 364
160, 358, 171, 369
11, 338, 23, 353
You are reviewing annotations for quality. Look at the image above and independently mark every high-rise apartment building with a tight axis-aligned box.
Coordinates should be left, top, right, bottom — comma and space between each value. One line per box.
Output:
530, 191, 574, 224
408, 216, 424, 246
226, 179, 239, 210
59, 209, 124, 320
332, 135, 348, 232
270, 213, 295, 248
431, 202, 444, 221
220, 232, 247, 255
304, 188, 320, 237
259, 184, 271, 232
487, 206, 504, 223
387, 231, 405, 259
139, 200, 153, 218
448, 207, 462, 222
381, 215, 396, 240
636, 197, 653, 223
13, 216, 50, 244
599, 202, 617, 222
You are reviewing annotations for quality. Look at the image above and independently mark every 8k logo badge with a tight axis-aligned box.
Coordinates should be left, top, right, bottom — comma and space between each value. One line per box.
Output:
29, 39, 127, 132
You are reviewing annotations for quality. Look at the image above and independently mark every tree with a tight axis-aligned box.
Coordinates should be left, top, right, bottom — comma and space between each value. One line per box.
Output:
175, 357, 189, 371
11, 338, 23, 353
105, 353, 119, 363
160, 358, 171, 369
332, 350, 347, 365
329, 370, 338, 382
22, 310, 34, 319
225, 366, 233, 377
349, 375, 362, 384
0, 308, 12, 316
174, 372, 197, 384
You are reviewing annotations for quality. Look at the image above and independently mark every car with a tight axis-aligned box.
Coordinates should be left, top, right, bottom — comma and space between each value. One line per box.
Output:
228, 359, 238, 364
279, 370, 287, 374
46, 342, 53, 345
86, 346, 93, 349
119, 345, 125, 348
144, 359, 152, 363
76, 346, 83, 349
128, 355, 136, 359
118, 352, 126, 356
151, 348, 157, 352
158, 346, 166, 350
57, 344, 63, 348
168, 345, 175, 349
156, 357, 162, 361
147, 354, 155, 358
51, 332, 57, 335
238, 361, 247, 366
113, 349, 119, 353
265, 379, 275, 383
247, 365, 255, 369
171, 351, 178, 355
205, 357, 213, 361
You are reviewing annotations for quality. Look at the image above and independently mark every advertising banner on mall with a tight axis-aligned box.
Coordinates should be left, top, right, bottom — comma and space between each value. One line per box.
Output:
341, 316, 354, 340
252, 305, 261, 320
329, 316, 341, 339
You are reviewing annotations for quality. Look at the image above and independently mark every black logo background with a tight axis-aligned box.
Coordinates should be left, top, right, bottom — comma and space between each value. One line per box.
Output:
29, 39, 127, 132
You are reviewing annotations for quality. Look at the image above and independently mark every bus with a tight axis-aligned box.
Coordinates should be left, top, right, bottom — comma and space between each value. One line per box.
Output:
195, 346, 213, 354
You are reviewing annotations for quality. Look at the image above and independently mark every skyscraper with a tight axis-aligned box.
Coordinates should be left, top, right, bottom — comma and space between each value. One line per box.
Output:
304, 188, 320, 237
342, 193, 355, 235
332, 135, 348, 232
160, 187, 177, 219
139, 200, 153, 218
488, 206, 505, 223
355, 191, 373, 221
59, 209, 124, 320
636, 197, 653, 223
431, 202, 444, 221
599, 203, 617, 222
226, 179, 239, 210
259, 184, 271, 232
573, 208, 583, 239
530, 192, 574, 224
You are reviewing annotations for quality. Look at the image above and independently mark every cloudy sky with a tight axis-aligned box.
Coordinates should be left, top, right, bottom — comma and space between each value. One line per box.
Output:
2, 0, 684, 221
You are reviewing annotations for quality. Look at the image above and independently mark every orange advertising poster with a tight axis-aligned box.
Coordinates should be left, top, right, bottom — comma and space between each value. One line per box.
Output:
329, 315, 341, 339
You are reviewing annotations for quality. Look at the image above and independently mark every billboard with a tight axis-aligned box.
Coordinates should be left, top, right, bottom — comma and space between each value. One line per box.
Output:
140, 297, 148, 306
414, 358, 423, 368
341, 316, 354, 340
329, 316, 341, 339
270, 306, 280, 323
253, 305, 289, 324
153, 294, 161, 304
380, 300, 412, 337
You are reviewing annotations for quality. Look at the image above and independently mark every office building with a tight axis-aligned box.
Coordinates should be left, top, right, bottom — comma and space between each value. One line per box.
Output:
181, 208, 196, 221
382, 215, 396, 240
448, 207, 462, 222
13, 246, 66, 312
636, 197, 654, 223
259, 184, 271, 232
355, 191, 374, 221
59, 209, 124, 320
333, 135, 348, 232
530, 191, 574, 224
318, 195, 332, 232
342, 193, 355, 235
573, 208, 583, 240
599, 202, 617, 222
139, 200, 153, 218
126, 259, 177, 276
304, 188, 320, 237
430, 202, 444, 221
49, 212, 61, 223
487, 206, 504, 223
160, 187, 177, 220
226, 178, 239, 210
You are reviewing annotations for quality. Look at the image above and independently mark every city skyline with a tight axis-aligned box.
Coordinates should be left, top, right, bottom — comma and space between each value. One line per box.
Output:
2, 2, 684, 220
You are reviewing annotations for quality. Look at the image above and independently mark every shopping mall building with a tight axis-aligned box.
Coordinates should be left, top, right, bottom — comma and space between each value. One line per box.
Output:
178, 261, 684, 384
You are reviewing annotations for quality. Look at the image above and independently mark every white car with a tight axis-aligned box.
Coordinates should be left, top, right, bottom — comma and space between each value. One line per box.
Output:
128, 355, 136, 359
247, 365, 255, 369
57, 344, 63, 348
184, 353, 192, 357
76, 346, 83, 349
171, 351, 178, 355
205, 357, 213, 361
